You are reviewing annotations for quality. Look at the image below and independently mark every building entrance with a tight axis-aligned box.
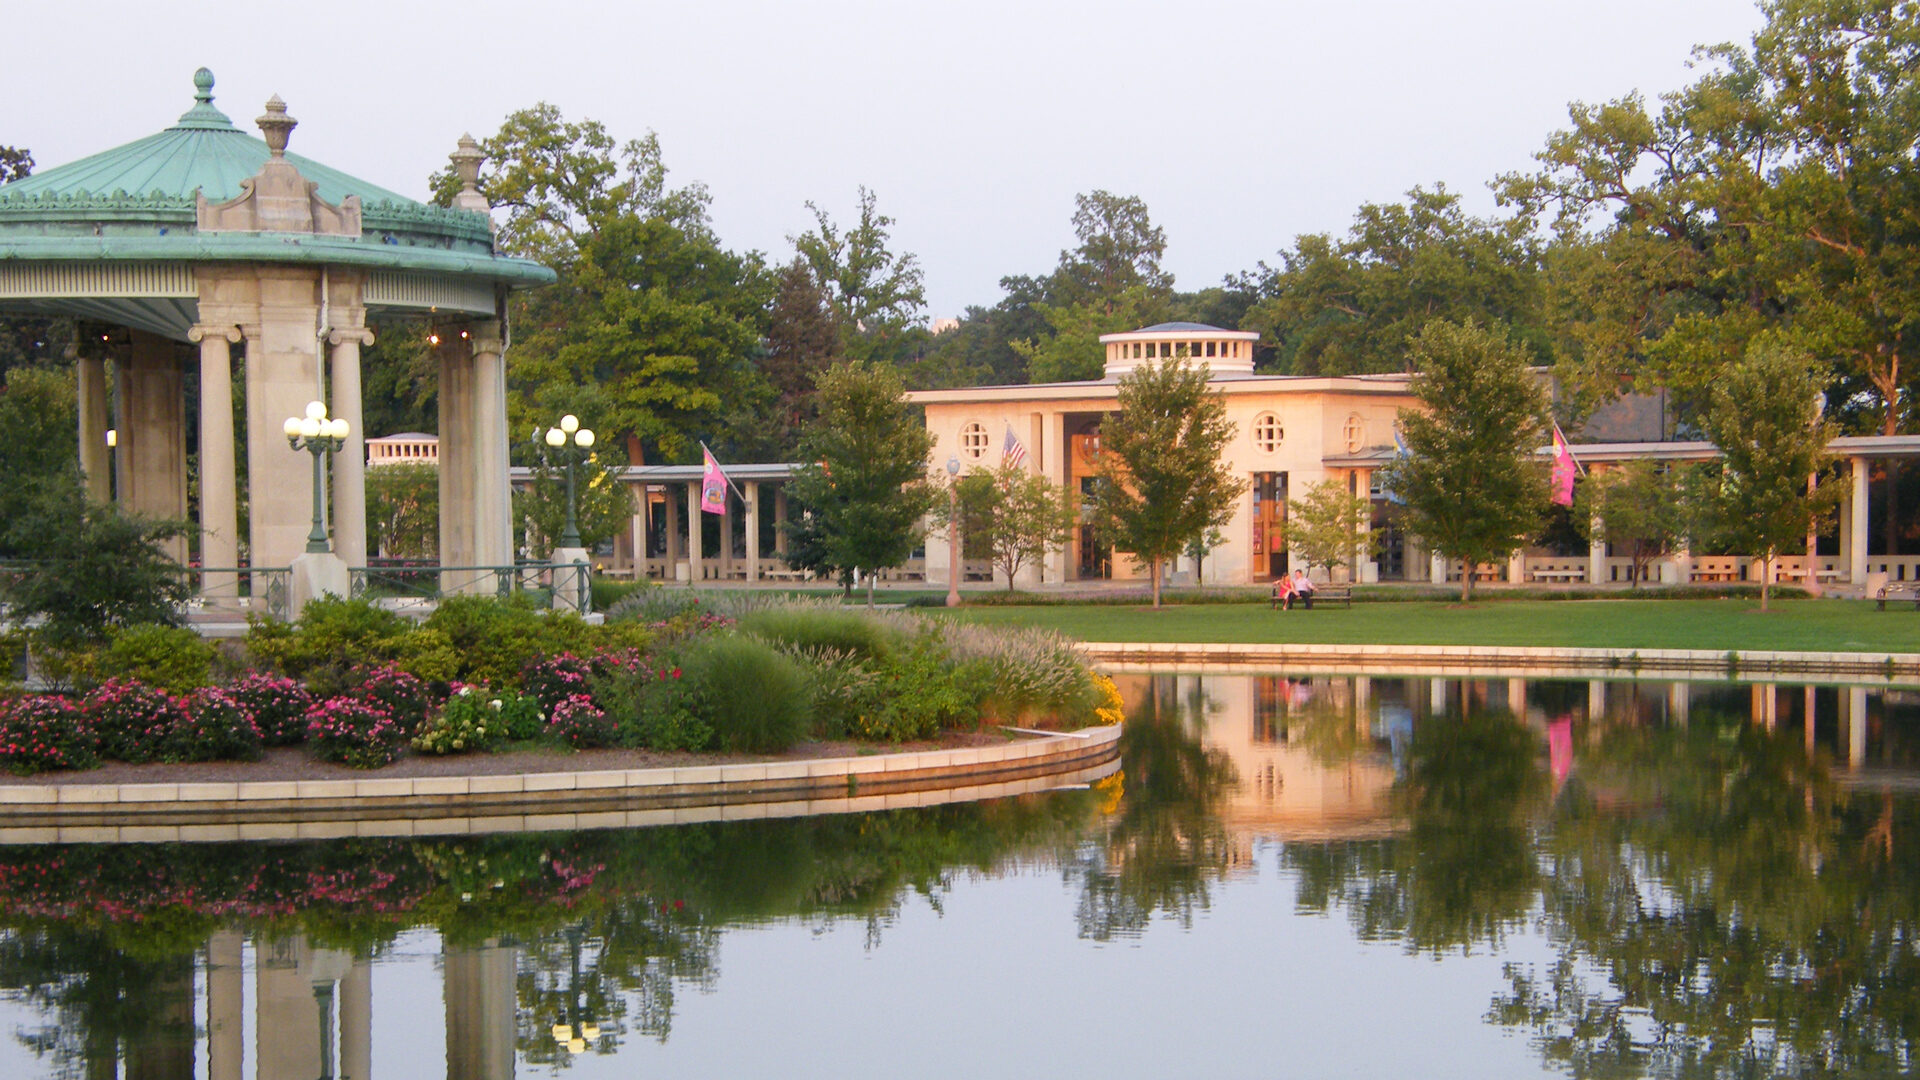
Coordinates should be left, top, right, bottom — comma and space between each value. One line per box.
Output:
1251, 472, 1288, 580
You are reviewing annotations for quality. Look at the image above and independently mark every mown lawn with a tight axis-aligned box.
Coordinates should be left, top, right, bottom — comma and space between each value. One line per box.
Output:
942, 598, 1920, 653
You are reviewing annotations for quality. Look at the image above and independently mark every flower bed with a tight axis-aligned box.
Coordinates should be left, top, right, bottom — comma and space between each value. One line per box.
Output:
0, 593, 1119, 775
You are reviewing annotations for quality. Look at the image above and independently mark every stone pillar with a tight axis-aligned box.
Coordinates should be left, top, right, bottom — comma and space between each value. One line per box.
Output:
192, 325, 243, 601
470, 320, 512, 569
1506, 549, 1525, 586
1354, 467, 1377, 582
445, 940, 516, 1080
76, 344, 111, 503
1752, 684, 1777, 730
630, 482, 649, 578
719, 483, 735, 578
437, 329, 476, 583
1845, 686, 1868, 769
1849, 456, 1870, 585
327, 327, 373, 570
1587, 680, 1606, 722
117, 330, 189, 564
665, 483, 683, 578
774, 485, 790, 558
1429, 551, 1446, 586
1668, 681, 1690, 725
1588, 515, 1607, 586
687, 481, 704, 584
1042, 410, 1070, 582
246, 271, 330, 572
1507, 678, 1527, 717
340, 955, 372, 1080
745, 479, 761, 582
207, 930, 244, 1080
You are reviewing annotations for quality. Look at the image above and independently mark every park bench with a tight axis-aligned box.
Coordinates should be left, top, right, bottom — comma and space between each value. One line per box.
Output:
1878, 584, 1920, 611
1270, 583, 1353, 610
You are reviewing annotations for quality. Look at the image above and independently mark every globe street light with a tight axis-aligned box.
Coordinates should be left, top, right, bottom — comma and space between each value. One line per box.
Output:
283, 400, 349, 554
534, 415, 596, 550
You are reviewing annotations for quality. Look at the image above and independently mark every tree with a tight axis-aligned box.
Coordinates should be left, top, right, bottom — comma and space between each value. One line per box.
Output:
1287, 478, 1382, 580
1694, 342, 1841, 610
952, 463, 1078, 591
1087, 359, 1244, 607
1051, 190, 1173, 312
1574, 460, 1687, 588
791, 187, 926, 363
439, 104, 771, 463
758, 257, 842, 449
364, 463, 439, 560
0, 145, 30, 184
1384, 320, 1549, 602
1242, 186, 1543, 377
2, 495, 192, 649
1013, 286, 1166, 384
515, 450, 636, 559
786, 361, 936, 606
0, 367, 79, 557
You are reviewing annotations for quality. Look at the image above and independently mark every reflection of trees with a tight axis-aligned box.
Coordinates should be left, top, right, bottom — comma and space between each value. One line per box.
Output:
1492, 708, 1920, 1080
1285, 706, 1546, 951
0, 929, 194, 1080
1068, 675, 1239, 941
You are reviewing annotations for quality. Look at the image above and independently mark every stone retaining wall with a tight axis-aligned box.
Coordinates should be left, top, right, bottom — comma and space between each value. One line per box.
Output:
1081, 642, 1920, 681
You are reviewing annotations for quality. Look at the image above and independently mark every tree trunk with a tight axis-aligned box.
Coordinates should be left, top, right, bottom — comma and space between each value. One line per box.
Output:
1760, 552, 1772, 612
1150, 558, 1163, 608
866, 570, 876, 609
1459, 560, 1473, 603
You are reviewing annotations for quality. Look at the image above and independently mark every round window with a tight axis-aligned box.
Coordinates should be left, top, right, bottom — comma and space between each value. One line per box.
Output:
960, 422, 990, 460
1252, 412, 1282, 453
1343, 414, 1366, 454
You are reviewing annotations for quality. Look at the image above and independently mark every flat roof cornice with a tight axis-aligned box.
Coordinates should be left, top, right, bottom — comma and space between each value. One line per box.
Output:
908, 373, 1413, 405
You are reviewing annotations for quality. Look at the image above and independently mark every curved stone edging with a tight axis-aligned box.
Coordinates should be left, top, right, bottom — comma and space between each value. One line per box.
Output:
1080, 642, 1920, 681
0, 725, 1123, 828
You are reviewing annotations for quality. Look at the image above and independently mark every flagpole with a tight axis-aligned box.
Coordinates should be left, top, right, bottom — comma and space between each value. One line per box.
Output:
701, 441, 748, 500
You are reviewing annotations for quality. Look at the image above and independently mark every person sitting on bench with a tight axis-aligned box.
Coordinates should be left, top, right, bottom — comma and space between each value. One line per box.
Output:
1291, 569, 1316, 609
1272, 575, 1295, 611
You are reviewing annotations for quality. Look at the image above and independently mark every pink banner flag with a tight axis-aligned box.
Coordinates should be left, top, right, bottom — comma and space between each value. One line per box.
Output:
1551, 425, 1578, 507
701, 445, 729, 514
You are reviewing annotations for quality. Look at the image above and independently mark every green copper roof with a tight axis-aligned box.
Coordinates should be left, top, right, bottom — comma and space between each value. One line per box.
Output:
0, 70, 553, 290
0, 69, 415, 207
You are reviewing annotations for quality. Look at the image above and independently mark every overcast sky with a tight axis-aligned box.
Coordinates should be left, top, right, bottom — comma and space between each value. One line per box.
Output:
5, 0, 1764, 317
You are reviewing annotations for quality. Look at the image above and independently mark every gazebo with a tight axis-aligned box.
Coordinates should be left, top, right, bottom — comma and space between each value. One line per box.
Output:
0, 70, 552, 605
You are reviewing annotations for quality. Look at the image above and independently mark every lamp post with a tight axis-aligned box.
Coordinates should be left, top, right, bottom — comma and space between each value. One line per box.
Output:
946, 456, 962, 608
283, 400, 349, 554
534, 414, 596, 550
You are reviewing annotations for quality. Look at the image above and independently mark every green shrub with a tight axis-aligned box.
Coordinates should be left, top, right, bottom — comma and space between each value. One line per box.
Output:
99, 623, 216, 693
167, 687, 264, 762
80, 678, 188, 764
682, 635, 811, 754
424, 595, 597, 686
412, 687, 509, 755
591, 577, 644, 610
594, 663, 713, 752
348, 664, 433, 735
547, 694, 615, 749
738, 606, 901, 662
775, 644, 876, 740
0, 695, 97, 774
853, 635, 977, 742
390, 626, 460, 685
246, 597, 408, 693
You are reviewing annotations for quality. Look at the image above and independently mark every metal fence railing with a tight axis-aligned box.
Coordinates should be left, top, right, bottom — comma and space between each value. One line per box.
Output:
350, 561, 591, 614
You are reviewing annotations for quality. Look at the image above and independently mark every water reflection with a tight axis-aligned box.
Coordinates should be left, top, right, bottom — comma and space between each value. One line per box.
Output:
4, 674, 1920, 1078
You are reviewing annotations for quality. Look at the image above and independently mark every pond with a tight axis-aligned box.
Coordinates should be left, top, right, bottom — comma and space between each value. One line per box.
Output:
3, 672, 1919, 1079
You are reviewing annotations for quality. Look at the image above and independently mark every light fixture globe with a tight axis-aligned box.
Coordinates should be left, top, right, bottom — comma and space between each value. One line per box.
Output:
299, 417, 321, 439
282, 417, 302, 438
545, 427, 566, 448
560, 414, 580, 434
304, 400, 327, 421
326, 418, 349, 440
575, 429, 595, 448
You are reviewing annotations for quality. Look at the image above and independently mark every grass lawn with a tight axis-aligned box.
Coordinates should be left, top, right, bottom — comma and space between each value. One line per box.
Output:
942, 598, 1920, 654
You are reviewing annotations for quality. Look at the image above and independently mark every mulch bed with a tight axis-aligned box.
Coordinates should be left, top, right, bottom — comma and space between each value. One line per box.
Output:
0, 729, 1025, 787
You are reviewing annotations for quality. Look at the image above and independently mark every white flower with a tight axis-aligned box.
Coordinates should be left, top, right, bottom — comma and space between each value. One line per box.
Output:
489, 699, 503, 710
458, 686, 474, 697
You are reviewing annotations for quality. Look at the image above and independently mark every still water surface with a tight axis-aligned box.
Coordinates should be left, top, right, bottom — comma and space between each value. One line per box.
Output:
3, 673, 1918, 1079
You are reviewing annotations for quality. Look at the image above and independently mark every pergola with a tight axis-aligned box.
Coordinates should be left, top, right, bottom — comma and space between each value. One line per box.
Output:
0, 70, 552, 602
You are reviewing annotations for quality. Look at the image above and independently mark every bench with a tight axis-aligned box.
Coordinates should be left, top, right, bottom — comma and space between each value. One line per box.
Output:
1530, 569, 1586, 583
1270, 583, 1353, 610
1878, 585, 1920, 611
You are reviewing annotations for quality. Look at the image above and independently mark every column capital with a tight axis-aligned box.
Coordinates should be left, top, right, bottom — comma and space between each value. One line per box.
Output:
470, 319, 504, 356
326, 327, 375, 347
188, 323, 244, 344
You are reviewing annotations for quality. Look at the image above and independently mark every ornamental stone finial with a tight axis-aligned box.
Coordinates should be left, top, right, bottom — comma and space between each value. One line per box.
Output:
193, 68, 215, 104
257, 95, 296, 156
450, 133, 490, 214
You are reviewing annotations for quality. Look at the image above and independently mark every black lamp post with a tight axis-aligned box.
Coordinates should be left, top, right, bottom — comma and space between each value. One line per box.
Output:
534, 414, 596, 549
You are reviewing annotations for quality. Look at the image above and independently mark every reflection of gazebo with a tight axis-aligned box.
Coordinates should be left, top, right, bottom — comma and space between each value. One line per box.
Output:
0, 70, 552, 598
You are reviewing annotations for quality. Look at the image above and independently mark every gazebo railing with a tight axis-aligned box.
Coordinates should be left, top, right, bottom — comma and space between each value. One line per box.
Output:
192, 567, 292, 622
350, 562, 581, 611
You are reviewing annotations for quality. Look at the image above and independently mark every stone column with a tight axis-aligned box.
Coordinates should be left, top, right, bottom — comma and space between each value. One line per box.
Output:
469, 320, 512, 569
445, 939, 516, 1080
687, 481, 704, 584
1587, 680, 1606, 722
665, 483, 683, 579
1845, 686, 1868, 769
1587, 515, 1607, 586
247, 271, 331, 572
1429, 551, 1446, 586
1507, 678, 1527, 717
630, 482, 649, 578
774, 485, 790, 558
192, 325, 243, 601
327, 327, 373, 570
745, 479, 761, 582
76, 343, 111, 503
340, 955, 372, 1080
1849, 456, 1870, 585
118, 330, 189, 564
1668, 681, 1690, 725
1354, 467, 1377, 582
437, 329, 476, 582
719, 483, 735, 578
207, 930, 244, 1080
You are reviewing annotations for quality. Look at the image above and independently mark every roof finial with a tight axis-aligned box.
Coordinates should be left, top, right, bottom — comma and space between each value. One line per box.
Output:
257, 95, 297, 157
449, 133, 490, 213
173, 68, 234, 131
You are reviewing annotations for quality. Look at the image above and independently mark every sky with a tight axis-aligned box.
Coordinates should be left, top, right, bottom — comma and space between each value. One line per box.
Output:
3, 0, 1766, 318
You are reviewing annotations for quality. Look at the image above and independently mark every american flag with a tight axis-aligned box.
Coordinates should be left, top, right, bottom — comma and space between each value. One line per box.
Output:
1002, 424, 1028, 468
